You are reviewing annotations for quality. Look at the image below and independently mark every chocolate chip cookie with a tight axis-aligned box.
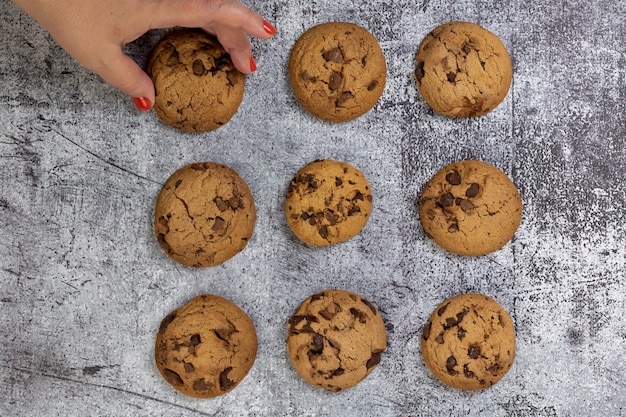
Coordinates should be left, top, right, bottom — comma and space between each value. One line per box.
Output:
155, 294, 258, 398
419, 160, 522, 256
287, 289, 387, 391
285, 159, 372, 246
289, 22, 387, 122
147, 30, 245, 132
415, 21, 512, 117
154, 162, 255, 267
421, 293, 516, 390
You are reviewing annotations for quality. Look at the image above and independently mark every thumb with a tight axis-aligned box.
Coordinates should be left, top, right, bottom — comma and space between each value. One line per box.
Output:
93, 50, 156, 111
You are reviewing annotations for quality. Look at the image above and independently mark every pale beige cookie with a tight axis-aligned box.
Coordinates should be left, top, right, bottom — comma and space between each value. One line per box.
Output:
154, 162, 255, 267
147, 30, 245, 132
287, 289, 387, 391
285, 159, 372, 246
419, 160, 522, 256
155, 294, 258, 398
421, 293, 516, 390
289, 22, 387, 122
415, 21, 512, 117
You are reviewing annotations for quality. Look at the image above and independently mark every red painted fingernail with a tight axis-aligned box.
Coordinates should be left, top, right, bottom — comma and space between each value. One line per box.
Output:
263, 20, 276, 35
133, 97, 151, 111
249, 56, 257, 72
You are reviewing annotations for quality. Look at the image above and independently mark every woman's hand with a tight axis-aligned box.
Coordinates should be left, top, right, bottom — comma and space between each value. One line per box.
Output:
11, 0, 276, 110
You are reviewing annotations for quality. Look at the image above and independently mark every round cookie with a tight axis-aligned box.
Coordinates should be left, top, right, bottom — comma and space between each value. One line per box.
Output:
414, 21, 512, 117
421, 293, 516, 390
147, 30, 245, 132
289, 22, 387, 122
154, 162, 255, 267
419, 160, 522, 256
287, 289, 387, 391
285, 159, 372, 246
155, 294, 258, 398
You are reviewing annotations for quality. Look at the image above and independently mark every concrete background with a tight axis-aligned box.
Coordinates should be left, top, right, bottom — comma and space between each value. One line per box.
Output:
1, 0, 625, 415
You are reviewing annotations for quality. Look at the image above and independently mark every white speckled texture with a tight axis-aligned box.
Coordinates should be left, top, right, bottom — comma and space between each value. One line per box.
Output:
1, 1, 625, 416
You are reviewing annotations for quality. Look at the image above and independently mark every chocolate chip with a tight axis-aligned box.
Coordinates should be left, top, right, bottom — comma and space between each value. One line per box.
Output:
435, 333, 444, 344
193, 378, 211, 391
350, 308, 367, 323
192, 59, 205, 76
348, 205, 361, 216
319, 308, 336, 321
219, 367, 235, 391
215, 324, 235, 342
468, 344, 481, 359
190, 334, 201, 346
184, 362, 195, 373
437, 302, 450, 316
326, 211, 338, 225
323, 47, 344, 63
441, 192, 454, 207
460, 199, 475, 212
310, 292, 324, 302
335, 177, 343, 186
422, 321, 432, 340
167, 49, 180, 66
336, 92, 353, 107
415, 61, 425, 82
212, 217, 225, 231
367, 80, 378, 91
228, 196, 242, 210
312, 334, 324, 353
213, 197, 229, 212
332, 368, 345, 376
366, 352, 381, 369
463, 364, 475, 378
446, 356, 458, 374
164, 369, 184, 386
446, 171, 462, 185
448, 223, 459, 233
457, 327, 467, 341
319, 226, 329, 240
361, 298, 378, 315
352, 191, 364, 202
288, 315, 318, 333
447, 72, 456, 82
328, 338, 342, 350
466, 183, 480, 197
462, 43, 472, 54
329, 72, 342, 90
174, 179, 182, 188
226, 70, 238, 86
159, 313, 176, 334
444, 310, 468, 330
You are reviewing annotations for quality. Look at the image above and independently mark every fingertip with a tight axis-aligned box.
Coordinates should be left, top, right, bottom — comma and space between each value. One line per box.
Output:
133, 97, 153, 112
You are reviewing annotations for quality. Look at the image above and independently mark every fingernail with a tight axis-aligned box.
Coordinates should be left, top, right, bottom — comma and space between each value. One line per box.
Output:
263, 20, 276, 35
133, 97, 152, 111
249, 56, 257, 72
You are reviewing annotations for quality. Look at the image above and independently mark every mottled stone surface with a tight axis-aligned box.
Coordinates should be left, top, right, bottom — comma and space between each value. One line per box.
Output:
1, 1, 625, 416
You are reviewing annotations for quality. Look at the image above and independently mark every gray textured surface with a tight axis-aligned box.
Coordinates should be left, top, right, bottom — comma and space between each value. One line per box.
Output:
1, 0, 626, 416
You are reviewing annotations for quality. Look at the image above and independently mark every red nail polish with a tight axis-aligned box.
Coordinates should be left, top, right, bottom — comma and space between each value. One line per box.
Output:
249, 56, 257, 72
263, 20, 276, 35
133, 97, 151, 111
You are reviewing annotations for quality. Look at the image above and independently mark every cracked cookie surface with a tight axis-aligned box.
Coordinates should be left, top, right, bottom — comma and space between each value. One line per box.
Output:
155, 294, 258, 398
289, 22, 387, 122
287, 289, 387, 391
419, 160, 522, 256
154, 162, 255, 267
421, 293, 515, 390
285, 159, 372, 246
147, 30, 245, 132
414, 21, 512, 117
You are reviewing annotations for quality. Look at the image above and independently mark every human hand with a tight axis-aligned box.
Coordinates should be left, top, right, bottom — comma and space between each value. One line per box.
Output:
11, 0, 276, 111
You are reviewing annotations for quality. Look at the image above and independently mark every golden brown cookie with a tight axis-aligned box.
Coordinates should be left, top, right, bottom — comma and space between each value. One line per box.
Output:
285, 159, 372, 246
421, 293, 516, 390
419, 160, 522, 256
155, 294, 258, 398
154, 162, 255, 267
414, 21, 512, 117
289, 22, 387, 122
147, 30, 245, 132
287, 289, 387, 391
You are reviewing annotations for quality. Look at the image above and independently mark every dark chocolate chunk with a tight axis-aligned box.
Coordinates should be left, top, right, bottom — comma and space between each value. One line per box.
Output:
159, 313, 176, 334
164, 369, 184, 386
446, 356, 458, 374
353, 191, 364, 202
415, 61, 425, 82
457, 327, 467, 341
167, 49, 180, 66
336, 92, 353, 107
312, 334, 324, 353
214, 197, 229, 212
361, 298, 378, 315
348, 205, 361, 216
468, 344, 481, 359
319, 225, 329, 240
184, 362, 195, 373
193, 378, 211, 391
326, 211, 338, 225
366, 352, 381, 369
190, 334, 201, 346
460, 199, 474, 212
350, 308, 367, 323
332, 368, 345, 376
367, 80, 378, 91
435, 333, 444, 344
446, 171, 462, 185
422, 321, 432, 340
444, 310, 468, 330
462, 43, 472, 54
212, 217, 225, 231
463, 364, 475, 378
335, 177, 343, 186
437, 302, 450, 316
192, 59, 205, 76
448, 223, 459, 233
329, 72, 342, 90
226, 70, 238, 86
447, 72, 457, 82
441, 192, 454, 207
219, 367, 235, 391
466, 183, 480, 197
323, 47, 345, 63
174, 179, 183, 189
215, 324, 236, 342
